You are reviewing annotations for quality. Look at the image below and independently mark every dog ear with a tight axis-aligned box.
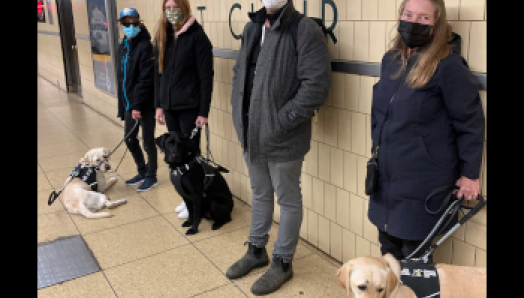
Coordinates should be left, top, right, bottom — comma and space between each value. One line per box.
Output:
80, 152, 91, 166
337, 262, 355, 297
382, 254, 400, 298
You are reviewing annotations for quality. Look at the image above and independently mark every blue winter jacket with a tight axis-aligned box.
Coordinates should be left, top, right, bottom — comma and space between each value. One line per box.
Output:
368, 35, 485, 241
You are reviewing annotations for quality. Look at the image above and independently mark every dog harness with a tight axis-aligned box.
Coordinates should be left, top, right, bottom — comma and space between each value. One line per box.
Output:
400, 259, 441, 298
169, 156, 219, 199
70, 163, 99, 192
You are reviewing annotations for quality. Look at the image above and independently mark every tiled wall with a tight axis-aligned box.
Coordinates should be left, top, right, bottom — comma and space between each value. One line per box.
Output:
38, 0, 67, 91
39, 0, 487, 267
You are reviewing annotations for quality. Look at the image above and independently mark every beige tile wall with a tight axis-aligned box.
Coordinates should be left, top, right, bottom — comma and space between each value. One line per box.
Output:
38, 0, 66, 90
38, 0, 486, 267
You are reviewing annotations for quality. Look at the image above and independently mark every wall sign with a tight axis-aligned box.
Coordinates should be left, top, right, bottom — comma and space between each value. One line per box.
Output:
86, 0, 116, 94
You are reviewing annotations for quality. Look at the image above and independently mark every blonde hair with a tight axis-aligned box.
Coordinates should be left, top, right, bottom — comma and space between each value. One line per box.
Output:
389, 0, 453, 88
153, 0, 192, 74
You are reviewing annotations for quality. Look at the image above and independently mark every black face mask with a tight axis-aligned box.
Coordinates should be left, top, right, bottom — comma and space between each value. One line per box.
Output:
397, 20, 433, 48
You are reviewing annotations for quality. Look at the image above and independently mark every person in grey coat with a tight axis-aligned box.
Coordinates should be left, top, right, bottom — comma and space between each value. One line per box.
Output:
226, 0, 331, 295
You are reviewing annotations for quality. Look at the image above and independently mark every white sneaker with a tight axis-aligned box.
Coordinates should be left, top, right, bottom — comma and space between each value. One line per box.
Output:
178, 209, 189, 219
175, 201, 187, 213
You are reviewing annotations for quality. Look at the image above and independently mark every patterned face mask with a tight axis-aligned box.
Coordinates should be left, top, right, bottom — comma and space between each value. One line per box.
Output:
165, 8, 184, 24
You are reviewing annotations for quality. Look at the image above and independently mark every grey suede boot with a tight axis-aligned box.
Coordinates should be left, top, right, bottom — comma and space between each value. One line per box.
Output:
226, 242, 269, 280
250, 256, 293, 296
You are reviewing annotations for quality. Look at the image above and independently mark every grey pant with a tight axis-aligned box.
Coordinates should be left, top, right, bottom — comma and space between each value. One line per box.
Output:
244, 152, 304, 263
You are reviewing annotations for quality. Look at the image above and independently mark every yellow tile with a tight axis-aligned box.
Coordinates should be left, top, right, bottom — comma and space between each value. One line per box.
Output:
347, 0, 362, 20
37, 272, 116, 298
331, 72, 346, 108
370, 243, 382, 258
312, 177, 325, 215
359, 76, 375, 114
165, 198, 252, 242
362, 0, 378, 20
336, 187, 350, 229
357, 155, 368, 198
306, 140, 319, 177
369, 22, 387, 63
302, 173, 313, 209
38, 190, 65, 216
84, 216, 189, 269
194, 284, 247, 298
355, 235, 371, 257
308, 209, 319, 246
346, 74, 360, 111
234, 253, 351, 298
104, 245, 229, 298
365, 114, 373, 158
318, 143, 331, 183
349, 193, 364, 236
312, 106, 325, 143
338, 109, 352, 152
468, 22, 487, 72
378, 0, 397, 20
465, 221, 487, 250
324, 182, 337, 222
338, 21, 354, 60
343, 151, 358, 194
350, 112, 367, 156
70, 194, 158, 235
432, 235, 453, 264
327, 24, 340, 59
475, 248, 486, 268
38, 173, 53, 192
459, 0, 485, 20
445, 0, 461, 20
452, 238, 476, 266
330, 147, 344, 189
342, 228, 356, 262
330, 222, 343, 262
139, 184, 184, 214
301, 206, 309, 239
37, 211, 78, 244
448, 21, 471, 60
354, 22, 369, 61
318, 215, 330, 253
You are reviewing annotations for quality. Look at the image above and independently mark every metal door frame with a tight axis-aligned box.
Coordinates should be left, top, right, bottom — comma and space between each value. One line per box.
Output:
104, 0, 119, 97
56, 0, 82, 96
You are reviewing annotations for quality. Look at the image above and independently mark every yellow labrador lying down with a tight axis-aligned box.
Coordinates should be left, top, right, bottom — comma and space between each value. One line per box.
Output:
336, 254, 486, 298
62, 148, 127, 219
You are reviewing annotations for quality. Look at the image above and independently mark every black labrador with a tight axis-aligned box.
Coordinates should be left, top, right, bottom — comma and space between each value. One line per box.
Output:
155, 131, 234, 235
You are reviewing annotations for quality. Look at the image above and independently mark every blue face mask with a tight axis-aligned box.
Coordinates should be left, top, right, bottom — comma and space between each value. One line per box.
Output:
123, 25, 141, 38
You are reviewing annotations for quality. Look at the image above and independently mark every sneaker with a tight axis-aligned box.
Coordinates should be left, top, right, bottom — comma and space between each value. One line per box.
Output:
178, 208, 189, 219
250, 256, 293, 296
226, 242, 269, 280
125, 173, 146, 185
175, 201, 187, 213
136, 177, 158, 191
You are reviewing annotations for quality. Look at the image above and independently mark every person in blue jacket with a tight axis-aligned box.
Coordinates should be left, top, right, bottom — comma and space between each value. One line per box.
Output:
116, 8, 158, 191
369, 0, 485, 260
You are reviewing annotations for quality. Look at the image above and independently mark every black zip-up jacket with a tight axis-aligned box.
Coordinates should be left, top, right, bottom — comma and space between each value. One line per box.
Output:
154, 21, 214, 117
116, 27, 155, 120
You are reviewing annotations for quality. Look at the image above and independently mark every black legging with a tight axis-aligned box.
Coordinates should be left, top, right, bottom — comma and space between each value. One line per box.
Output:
164, 108, 201, 154
124, 109, 157, 178
379, 230, 433, 262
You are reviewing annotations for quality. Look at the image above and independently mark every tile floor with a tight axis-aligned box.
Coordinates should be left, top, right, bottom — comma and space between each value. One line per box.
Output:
37, 76, 348, 298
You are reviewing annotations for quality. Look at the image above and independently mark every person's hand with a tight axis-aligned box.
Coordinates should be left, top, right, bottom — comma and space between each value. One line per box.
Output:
195, 116, 208, 128
131, 110, 142, 120
155, 108, 165, 125
454, 176, 480, 200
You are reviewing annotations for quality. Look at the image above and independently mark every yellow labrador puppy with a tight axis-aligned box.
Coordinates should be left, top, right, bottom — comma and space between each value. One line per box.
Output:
62, 148, 127, 219
337, 254, 487, 298
336, 254, 416, 298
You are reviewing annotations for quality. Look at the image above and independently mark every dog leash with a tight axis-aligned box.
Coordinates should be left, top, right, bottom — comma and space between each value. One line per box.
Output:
47, 119, 139, 206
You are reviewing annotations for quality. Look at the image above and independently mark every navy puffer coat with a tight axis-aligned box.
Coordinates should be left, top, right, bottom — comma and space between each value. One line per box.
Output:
368, 34, 485, 241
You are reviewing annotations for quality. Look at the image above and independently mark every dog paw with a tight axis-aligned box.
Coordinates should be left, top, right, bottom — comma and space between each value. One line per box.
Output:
186, 228, 198, 235
212, 222, 224, 230
182, 221, 192, 227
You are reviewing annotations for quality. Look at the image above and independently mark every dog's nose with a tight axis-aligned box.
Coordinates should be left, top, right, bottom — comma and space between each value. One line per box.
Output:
105, 164, 111, 170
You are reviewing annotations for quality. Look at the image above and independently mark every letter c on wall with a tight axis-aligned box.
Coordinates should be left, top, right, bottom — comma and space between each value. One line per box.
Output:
229, 3, 241, 40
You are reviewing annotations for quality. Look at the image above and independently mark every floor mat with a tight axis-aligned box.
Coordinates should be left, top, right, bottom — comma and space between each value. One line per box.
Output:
37, 235, 100, 289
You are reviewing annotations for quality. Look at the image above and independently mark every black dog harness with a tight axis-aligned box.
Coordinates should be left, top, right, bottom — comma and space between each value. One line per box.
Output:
70, 163, 99, 191
400, 259, 441, 298
169, 156, 218, 199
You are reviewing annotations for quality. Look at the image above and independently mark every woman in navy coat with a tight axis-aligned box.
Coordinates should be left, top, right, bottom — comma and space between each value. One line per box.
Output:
369, 0, 485, 260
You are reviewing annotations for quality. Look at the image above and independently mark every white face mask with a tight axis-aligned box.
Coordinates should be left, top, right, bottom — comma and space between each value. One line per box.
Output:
261, 0, 287, 9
